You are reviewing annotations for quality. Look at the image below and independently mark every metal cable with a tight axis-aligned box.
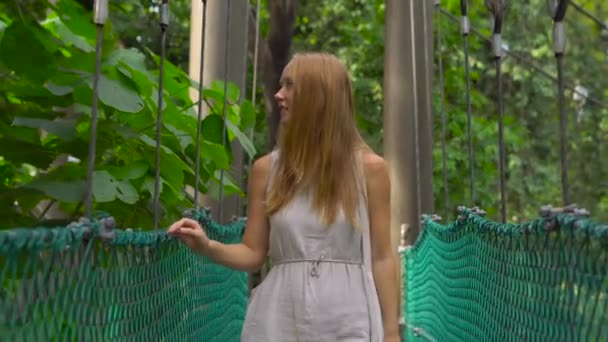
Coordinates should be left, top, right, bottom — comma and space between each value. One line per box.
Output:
436, 0, 450, 222
194, 0, 208, 208
235, 1, 253, 218
460, 0, 475, 206
218, 0, 232, 222
570, 1, 607, 31
496, 57, 507, 223
153, 0, 170, 230
439, 8, 608, 110
557, 54, 570, 205
85, 0, 108, 218
243, 0, 261, 216
487, 0, 507, 223
550, 0, 571, 205
409, 0, 422, 224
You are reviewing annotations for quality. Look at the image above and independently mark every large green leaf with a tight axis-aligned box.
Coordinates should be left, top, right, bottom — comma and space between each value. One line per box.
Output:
46, 16, 93, 53
146, 47, 192, 101
52, 0, 97, 44
226, 121, 256, 158
201, 140, 230, 169
117, 63, 154, 99
93, 74, 145, 113
202, 88, 225, 106
0, 122, 41, 144
210, 80, 240, 103
93, 170, 139, 204
38, 69, 85, 101
114, 109, 155, 132
0, 21, 56, 83
137, 134, 193, 185
26, 178, 86, 203
165, 123, 193, 152
107, 161, 149, 180
12, 117, 77, 140
206, 169, 243, 199
108, 48, 154, 79
200, 114, 232, 166
200, 114, 224, 144
0, 138, 57, 168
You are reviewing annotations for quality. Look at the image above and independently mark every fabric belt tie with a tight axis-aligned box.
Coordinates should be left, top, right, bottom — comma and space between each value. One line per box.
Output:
273, 252, 363, 277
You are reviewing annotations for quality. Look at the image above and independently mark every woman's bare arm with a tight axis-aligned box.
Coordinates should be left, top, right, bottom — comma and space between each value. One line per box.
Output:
170, 154, 272, 272
365, 154, 400, 339
203, 154, 272, 272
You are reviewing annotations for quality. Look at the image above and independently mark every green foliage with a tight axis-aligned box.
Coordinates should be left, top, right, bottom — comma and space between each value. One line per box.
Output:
293, 0, 607, 222
0, 0, 256, 229
437, 0, 608, 221
0, 0, 605, 230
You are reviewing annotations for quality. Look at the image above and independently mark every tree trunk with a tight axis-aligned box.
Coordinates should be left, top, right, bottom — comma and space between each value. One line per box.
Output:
247, 0, 297, 150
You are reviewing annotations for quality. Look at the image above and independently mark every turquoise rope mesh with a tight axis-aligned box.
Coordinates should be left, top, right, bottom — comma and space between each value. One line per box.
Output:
0, 209, 248, 341
402, 207, 608, 341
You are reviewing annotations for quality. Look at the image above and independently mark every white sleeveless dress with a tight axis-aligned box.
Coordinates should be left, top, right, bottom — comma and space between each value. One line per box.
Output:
241, 151, 384, 342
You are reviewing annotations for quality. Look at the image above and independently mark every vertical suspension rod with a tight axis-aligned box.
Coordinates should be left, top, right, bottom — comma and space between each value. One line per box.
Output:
495, 57, 507, 223
194, 0, 208, 208
408, 0, 422, 222
549, 0, 571, 205
435, 0, 449, 222
244, 0, 262, 216
218, 0, 233, 222
487, 0, 507, 223
85, 0, 108, 218
153, 0, 170, 230
460, 0, 476, 206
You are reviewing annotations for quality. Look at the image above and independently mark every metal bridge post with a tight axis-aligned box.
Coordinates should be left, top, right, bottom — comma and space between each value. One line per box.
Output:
384, 0, 435, 247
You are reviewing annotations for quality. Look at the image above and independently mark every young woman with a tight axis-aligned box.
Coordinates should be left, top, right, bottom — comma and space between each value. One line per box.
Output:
168, 52, 400, 341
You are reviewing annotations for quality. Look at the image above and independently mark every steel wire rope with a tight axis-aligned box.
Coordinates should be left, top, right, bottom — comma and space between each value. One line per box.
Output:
460, 0, 476, 207
486, 0, 507, 223
84, 0, 108, 218
435, 0, 450, 222
152, 0, 171, 230
218, 0, 233, 222
409, 0, 423, 227
438, 8, 608, 109
548, 0, 572, 205
193, 0, 209, 208
243, 0, 262, 216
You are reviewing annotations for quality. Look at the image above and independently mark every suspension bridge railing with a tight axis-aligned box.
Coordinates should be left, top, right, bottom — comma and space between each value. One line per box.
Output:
400, 206, 608, 341
0, 209, 248, 341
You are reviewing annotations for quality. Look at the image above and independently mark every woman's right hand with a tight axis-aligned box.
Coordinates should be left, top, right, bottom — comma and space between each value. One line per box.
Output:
167, 218, 211, 255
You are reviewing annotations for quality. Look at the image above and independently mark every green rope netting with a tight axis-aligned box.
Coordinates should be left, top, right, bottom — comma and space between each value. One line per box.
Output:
0, 208, 248, 341
402, 207, 608, 341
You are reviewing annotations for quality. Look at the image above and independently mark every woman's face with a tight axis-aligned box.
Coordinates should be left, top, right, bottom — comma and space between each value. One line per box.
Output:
275, 68, 294, 123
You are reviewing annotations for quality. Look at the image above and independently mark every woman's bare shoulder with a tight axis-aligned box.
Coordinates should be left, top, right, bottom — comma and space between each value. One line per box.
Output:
360, 150, 390, 194
361, 150, 388, 176
250, 152, 275, 179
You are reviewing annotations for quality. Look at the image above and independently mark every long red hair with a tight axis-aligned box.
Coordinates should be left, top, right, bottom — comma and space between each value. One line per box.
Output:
265, 53, 369, 227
